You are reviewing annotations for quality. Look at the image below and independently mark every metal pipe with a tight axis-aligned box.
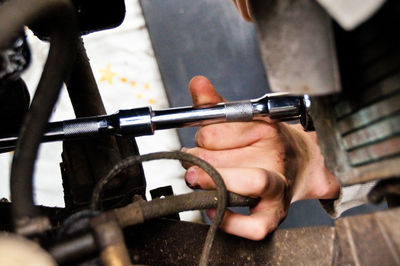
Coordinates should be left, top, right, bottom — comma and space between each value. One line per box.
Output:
49, 190, 258, 264
0, 93, 313, 152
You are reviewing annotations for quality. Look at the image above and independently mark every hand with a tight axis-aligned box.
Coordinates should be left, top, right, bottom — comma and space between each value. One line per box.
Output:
231, 0, 253, 22
183, 76, 340, 240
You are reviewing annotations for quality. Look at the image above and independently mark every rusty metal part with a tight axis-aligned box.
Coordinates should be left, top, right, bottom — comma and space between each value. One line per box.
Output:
368, 178, 400, 206
310, 96, 354, 180
91, 218, 131, 266
52, 219, 336, 265
48, 232, 97, 265
308, 0, 400, 186
334, 72, 400, 119
312, 95, 400, 186
342, 114, 400, 150
337, 93, 400, 135
50, 206, 400, 265
250, 0, 341, 95
125, 219, 336, 265
117, 207, 400, 265
347, 137, 400, 166
353, 158, 400, 186
89, 151, 229, 266
0, 233, 56, 266
56, 209, 99, 239
15, 216, 51, 236
112, 191, 258, 228
334, 207, 400, 265
62, 38, 145, 211
49, 190, 258, 264
113, 201, 144, 228
150, 186, 180, 220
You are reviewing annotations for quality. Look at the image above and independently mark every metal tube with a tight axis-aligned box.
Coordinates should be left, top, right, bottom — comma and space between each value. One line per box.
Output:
0, 93, 312, 152
49, 233, 97, 264
49, 191, 258, 264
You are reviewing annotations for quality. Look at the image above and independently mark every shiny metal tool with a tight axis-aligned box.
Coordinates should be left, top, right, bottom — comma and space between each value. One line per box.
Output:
0, 93, 313, 152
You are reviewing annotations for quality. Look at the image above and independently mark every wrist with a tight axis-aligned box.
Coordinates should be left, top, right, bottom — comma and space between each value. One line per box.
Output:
280, 124, 340, 202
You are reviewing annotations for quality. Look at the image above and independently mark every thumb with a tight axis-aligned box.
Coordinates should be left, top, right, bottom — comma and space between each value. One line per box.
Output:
189, 76, 225, 106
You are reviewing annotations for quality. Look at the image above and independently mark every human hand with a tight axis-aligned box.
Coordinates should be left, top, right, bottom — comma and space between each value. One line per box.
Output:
231, 0, 253, 22
183, 76, 340, 240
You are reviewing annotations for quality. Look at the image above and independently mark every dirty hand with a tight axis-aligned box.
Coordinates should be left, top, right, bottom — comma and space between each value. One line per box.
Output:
183, 76, 340, 240
231, 0, 253, 22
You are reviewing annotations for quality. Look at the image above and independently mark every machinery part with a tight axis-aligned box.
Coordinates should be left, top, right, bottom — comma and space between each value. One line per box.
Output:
31, 0, 126, 37
309, 0, 400, 187
49, 233, 98, 265
0, 31, 30, 80
50, 206, 400, 265
49, 190, 258, 265
150, 186, 180, 220
368, 178, 400, 207
0, 78, 30, 136
91, 219, 131, 266
56, 209, 99, 240
62, 38, 145, 213
90, 151, 229, 266
71, 0, 126, 35
0, 0, 78, 234
119, 219, 336, 265
334, 207, 400, 265
250, 0, 341, 95
0, 93, 313, 151
0, 232, 56, 266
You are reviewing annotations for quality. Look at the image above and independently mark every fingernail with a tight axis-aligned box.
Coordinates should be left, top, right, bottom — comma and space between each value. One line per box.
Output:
185, 167, 198, 188
206, 209, 216, 220
181, 147, 188, 152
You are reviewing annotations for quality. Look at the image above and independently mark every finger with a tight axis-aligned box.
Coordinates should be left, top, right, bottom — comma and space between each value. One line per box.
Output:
195, 121, 278, 150
236, 0, 253, 22
189, 76, 225, 106
207, 208, 282, 241
182, 145, 286, 174
185, 167, 287, 198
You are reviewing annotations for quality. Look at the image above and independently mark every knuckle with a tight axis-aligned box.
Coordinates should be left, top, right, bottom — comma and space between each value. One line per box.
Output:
251, 169, 269, 196
195, 126, 218, 148
249, 219, 271, 241
191, 149, 215, 166
249, 213, 282, 241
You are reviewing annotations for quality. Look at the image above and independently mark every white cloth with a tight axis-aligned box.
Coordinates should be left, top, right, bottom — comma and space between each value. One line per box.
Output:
321, 181, 377, 218
0, 0, 200, 222
316, 0, 386, 30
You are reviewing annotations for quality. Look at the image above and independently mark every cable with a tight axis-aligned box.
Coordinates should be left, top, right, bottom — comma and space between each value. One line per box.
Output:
90, 151, 228, 266
56, 209, 100, 240
0, 0, 78, 232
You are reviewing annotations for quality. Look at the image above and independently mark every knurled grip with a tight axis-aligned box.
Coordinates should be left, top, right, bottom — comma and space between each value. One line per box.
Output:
63, 119, 99, 138
225, 101, 253, 122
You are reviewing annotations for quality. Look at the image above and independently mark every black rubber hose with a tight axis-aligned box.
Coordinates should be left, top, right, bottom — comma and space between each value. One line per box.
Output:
0, 0, 78, 229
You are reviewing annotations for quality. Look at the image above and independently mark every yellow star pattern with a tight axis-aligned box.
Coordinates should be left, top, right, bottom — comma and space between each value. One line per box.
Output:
99, 64, 117, 85
98, 64, 155, 104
